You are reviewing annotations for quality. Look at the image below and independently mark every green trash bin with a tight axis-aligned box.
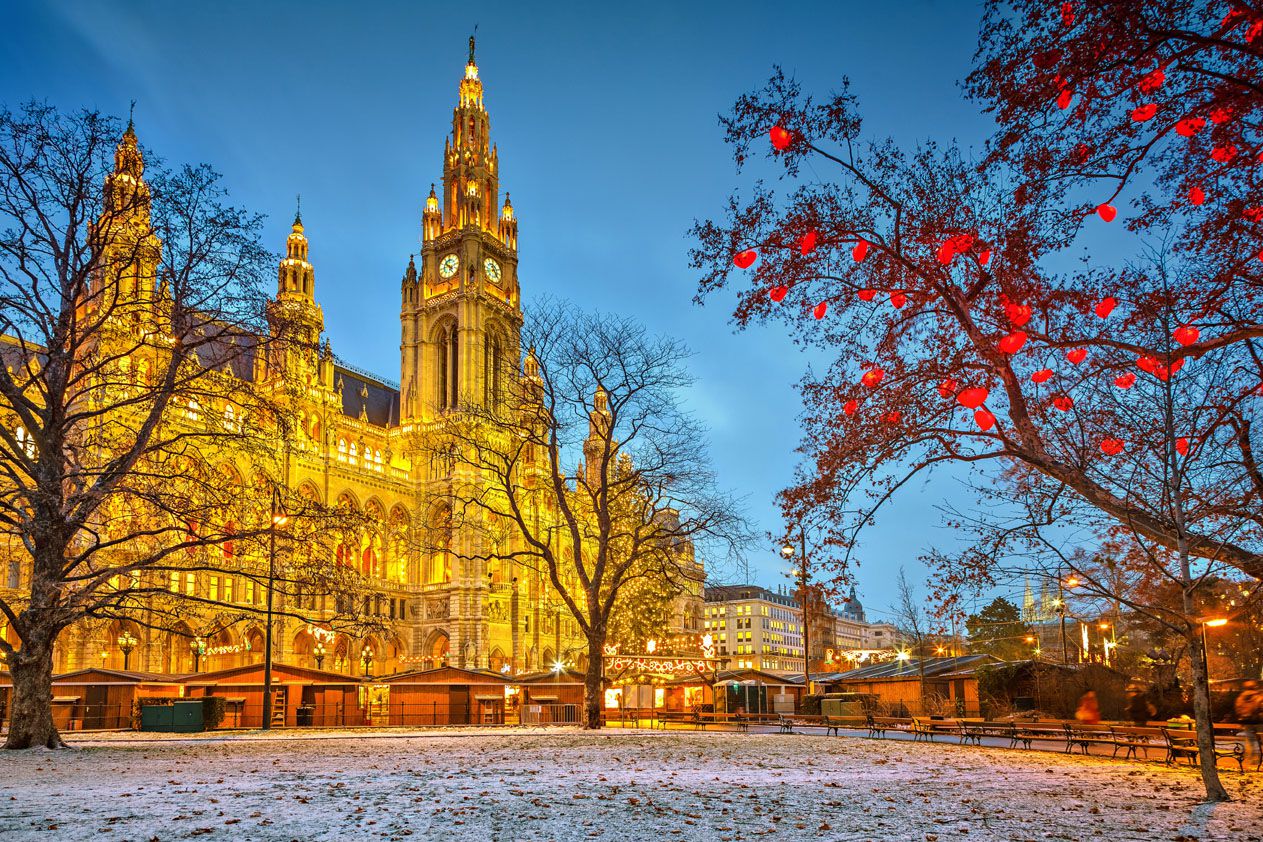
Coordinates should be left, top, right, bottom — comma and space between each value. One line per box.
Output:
140, 704, 175, 732
171, 699, 205, 732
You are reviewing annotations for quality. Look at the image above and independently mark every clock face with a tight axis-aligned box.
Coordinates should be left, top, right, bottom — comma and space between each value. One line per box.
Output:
483, 258, 502, 283
438, 254, 460, 279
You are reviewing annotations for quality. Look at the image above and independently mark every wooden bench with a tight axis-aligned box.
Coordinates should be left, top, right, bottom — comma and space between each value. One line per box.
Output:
655, 710, 699, 729
867, 715, 913, 738
1106, 725, 1166, 760
1009, 720, 1072, 751
696, 712, 748, 732
1163, 727, 1245, 772
1065, 723, 1118, 755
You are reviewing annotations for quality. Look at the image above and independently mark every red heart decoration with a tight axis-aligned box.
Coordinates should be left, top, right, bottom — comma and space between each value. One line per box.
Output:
938, 378, 958, 398
858, 288, 876, 302
799, 230, 819, 255
769, 125, 793, 151
1136, 68, 1165, 94
937, 241, 956, 264
1066, 348, 1087, 365
1175, 117, 1205, 137
1188, 185, 1205, 206
852, 239, 869, 262
734, 249, 757, 269
998, 331, 1028, 354
1175, 437, 1189, 456
1210, 105, 1233, 124
1060, 1, 1075, 26
1096, 204, 1117, 222
769, 285, 789, 302
843, 399, 858, 416
1031, 369, 1054, 384
1005, 302, 1032, 327
1136, 355, 1158, 373
957, 387, 989, 409
861, 368, 885, 388
890, 291, 908, 309
1100, 438, 1125, 456
813, 301, 828, 320
1172, 116, 1202, 136
1057, 89, 1074, 110
1131, 103, 1158, 122
1095, 297, 1117, 318
1245, 206, 1263, 223
1173, 325, 1199, 346
1114, 373, 1136, 389
1212, 145, 1238, 163
974, 409, 996, 432
1052, 394, 1074, 412
884, 411, 901, 425
979, 249, 992, 266
1153, 358, 1184, 381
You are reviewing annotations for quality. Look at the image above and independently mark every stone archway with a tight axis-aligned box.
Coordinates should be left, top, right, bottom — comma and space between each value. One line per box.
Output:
426, 630, 450, 669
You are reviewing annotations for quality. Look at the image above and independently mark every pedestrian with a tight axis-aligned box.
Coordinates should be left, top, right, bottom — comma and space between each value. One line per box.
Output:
1075, 690, 1101, 725
1126, 688, 1156, 726
1234, 680, 1262, 768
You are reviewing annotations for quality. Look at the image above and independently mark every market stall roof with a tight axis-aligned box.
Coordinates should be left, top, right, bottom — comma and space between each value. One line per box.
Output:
831, 654, 996, 681
514, 668, 586, 684
378, 665, 509, 685
0, 667, 186, 686
180, 661, 361, 687
666, 668, 805, 687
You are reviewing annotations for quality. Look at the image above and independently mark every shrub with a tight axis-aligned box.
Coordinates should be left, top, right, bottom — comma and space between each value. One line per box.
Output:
201, 696, 227, 730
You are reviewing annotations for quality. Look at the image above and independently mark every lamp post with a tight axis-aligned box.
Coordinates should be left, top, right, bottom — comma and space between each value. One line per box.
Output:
117, 630, 138, 671
361, 645, 374, 679
313, 641, 325, 671
1200, 618, 1228, 684
781, 529, 811, 700
262, 487, 288, 731
189, 637, 204, 673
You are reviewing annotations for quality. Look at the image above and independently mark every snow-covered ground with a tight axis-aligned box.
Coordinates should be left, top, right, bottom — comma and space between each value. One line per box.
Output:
2, 728, 1261, 840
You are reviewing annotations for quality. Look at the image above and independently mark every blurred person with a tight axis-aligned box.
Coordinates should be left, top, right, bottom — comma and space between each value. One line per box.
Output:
1075, 690, 1101, 725
1234, 680, 1261, 768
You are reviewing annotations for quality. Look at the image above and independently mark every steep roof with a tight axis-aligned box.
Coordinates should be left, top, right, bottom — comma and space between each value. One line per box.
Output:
831, 654, 997, 681
334, 365, 400, 427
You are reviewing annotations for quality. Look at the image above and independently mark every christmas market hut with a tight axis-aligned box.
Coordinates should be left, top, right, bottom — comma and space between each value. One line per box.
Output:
378, 665, 510, 726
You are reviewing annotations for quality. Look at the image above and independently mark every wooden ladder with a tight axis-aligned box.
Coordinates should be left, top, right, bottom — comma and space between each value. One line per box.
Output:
270, 688, 287, 727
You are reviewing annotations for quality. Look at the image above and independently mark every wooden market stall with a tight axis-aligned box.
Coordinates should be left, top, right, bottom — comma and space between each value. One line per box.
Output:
379, 665, 510, 726
0, 668, 183, 731
181, 662, 362, 728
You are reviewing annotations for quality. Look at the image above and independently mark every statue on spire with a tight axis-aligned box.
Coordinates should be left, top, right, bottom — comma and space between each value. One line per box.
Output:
468, 32, 476, 65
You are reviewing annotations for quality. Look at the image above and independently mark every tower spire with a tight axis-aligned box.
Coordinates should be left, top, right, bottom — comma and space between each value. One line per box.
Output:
294, 193, 302, 225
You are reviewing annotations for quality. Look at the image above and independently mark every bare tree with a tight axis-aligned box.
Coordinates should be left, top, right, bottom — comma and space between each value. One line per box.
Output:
0, 104, 370, 749
891, 568, 930, 708
432, 301, 748, 728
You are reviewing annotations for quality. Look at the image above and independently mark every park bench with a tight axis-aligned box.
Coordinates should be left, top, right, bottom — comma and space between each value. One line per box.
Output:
656, 710, 699, 729
778, 714, 863, 736
1163, 727, 1245, 772
1009, 720, 1071, 751
1106, 725, 1166, 760
696, 712, 748, 732
1064, 723, 1121, 755
867, 715, 913, 738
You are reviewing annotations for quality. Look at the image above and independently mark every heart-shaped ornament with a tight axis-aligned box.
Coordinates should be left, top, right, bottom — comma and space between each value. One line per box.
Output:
1052, 394, 1074, 412
974, 409, 996, 431
890, 291, 908, 309
1188, 185, 1205, 206
852, 239, 869, 262
734, 249, 757, 269
938, 379, 958, 399
813, 301, 828, 320
1175, 437, 1189, 456
957, 387, 989, 409
979, 249, 992, 266
1031, 369, 1054, 384
769, 125, 793, 151
1006, 302, 1032, 327
1114, 373, 1136, 389
1066, 348, 1087, 365
1096, 204, 1117, 222
1131, 103, 1157, 122
998, 331, 1028, 354
769, 285, 789, 302
1173, 325, 1199, 346
1175, 117, 1205, 137
1095, 297, 1117, 318
861, 368, 885, 388
843, 399, 858, 416
858, 288, 877, 302
799, 230, 819, 255
1100, 438, 1124, 456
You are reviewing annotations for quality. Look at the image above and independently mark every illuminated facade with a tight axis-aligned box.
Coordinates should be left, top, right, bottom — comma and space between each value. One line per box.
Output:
9, 41, 699, 680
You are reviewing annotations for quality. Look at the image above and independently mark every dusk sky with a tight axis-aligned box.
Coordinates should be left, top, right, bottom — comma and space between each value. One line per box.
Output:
2, 0, 1006, 620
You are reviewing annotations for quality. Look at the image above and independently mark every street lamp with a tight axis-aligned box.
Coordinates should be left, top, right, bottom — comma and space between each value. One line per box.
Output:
117, 630, 138, 671
313, 641, 326, 671
780, 532, 811, 698
189, 637, 204, 673
262, 486, 288, 731
361, 645, 374, 679
1201, 618, 1228, 684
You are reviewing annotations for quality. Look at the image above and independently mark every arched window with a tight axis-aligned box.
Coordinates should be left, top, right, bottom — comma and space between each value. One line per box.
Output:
484, 333, 503, 409
437, 322, 458, 410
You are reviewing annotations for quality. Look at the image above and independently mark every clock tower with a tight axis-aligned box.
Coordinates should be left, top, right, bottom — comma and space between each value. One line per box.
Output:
400, 37, 522, 424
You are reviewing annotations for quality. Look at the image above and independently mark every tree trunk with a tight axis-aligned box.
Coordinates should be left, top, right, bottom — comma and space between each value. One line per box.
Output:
582, 630, 606, 730
1188, 628, 1229, 802
4, 631, 64, 750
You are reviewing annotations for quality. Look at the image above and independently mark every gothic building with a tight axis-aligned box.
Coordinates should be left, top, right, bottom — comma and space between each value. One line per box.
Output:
21, 40, 700, 679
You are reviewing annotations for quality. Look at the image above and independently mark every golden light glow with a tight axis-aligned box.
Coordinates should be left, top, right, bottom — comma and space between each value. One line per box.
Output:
1204, 618, 1228, 628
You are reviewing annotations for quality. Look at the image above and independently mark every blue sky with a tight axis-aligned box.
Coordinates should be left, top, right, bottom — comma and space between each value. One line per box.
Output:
2, 0, 1008, 620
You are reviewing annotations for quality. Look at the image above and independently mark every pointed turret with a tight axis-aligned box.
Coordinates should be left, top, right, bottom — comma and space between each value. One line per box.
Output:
277, 198, 315, 302
266, 197, 324, 378
582, 387, 613, 487
422, 184, 441, 243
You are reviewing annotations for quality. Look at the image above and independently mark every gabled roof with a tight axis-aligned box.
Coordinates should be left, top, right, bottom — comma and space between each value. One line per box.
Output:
180, 661, 359, 685
514, 668, 586, 684
379, 665, 509, 685
0, 667, 184, 685
335, 365, 400, 427
831, 654, 997, 681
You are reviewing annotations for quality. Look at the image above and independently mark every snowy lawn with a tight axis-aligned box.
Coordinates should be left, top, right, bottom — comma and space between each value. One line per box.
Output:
1, 728, 1261, 841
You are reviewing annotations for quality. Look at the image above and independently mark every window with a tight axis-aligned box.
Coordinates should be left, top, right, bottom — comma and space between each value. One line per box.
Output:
245, 579, 255, 604
169, 571, 180, 593
187, 399, 200, 422
184, 572, 196, 595
484, 333, 503, 408
223, 577, 234, 604
437, 322, 459, 409
209, 576, 219, 603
